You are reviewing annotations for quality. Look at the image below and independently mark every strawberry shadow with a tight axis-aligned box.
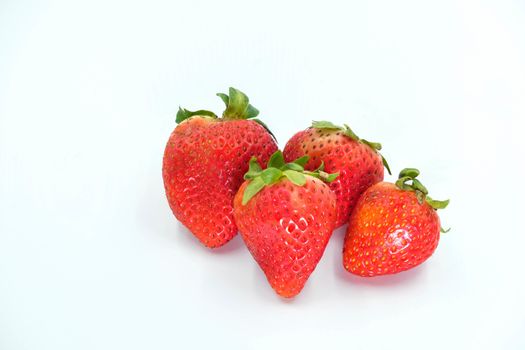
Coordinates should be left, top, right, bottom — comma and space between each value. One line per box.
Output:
171, 222, 245, 254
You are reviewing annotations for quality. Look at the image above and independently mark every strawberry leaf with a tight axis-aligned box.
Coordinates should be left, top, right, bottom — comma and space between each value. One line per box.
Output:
399, 168, 420, 178
312, 120, 341, 130
283, 170, 306, 186
342, 124, 359, 141
260, 168, 283, 185
218, 87, 259, 120
176, 107, 217, 124
282, 162, 304, 171
216, 93, 229, 106
361, 139, 382, 151
416, 191, 425, 204
245, 104, 260, 119
225, 87, 248, 118
252, 118, 277, 142
305, 170, 339, 183
322, 171, 339, 183
426, 197, 450, 210
293, 155, 309, 167
395, 177, 413, 191
396, 168, 450, 212
242, 177, 265, 205
412, 179, 428, 195
244, 157, 263, 180
268, 151, 285, 169
218, 90, 258, 118
240, 151, 337, 205
381, 155, 392, 175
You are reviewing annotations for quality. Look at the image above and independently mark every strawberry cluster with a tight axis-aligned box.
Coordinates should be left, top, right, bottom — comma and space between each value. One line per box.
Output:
163, 87, 449, 298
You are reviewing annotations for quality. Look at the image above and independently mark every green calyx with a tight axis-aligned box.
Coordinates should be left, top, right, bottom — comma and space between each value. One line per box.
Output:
242, 150, 339, 205
216, 87, 259, 120
311, 121, 392, 175
175, 87, 275, 139
395, 167, 450, 232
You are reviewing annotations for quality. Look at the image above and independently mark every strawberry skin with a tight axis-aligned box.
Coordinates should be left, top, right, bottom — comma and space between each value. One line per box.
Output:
163, 88, 278, 248
284, 123, 387, 227
233, 155, 337, 298
343, 169, 449, 277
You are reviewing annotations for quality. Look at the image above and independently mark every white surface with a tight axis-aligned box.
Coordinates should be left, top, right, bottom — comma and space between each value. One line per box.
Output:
1, 0, 525, 349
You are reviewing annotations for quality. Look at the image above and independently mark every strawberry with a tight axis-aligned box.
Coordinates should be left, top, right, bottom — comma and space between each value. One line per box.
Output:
283, 121, 391, 228
163, 87, 278, 248
233, 151, 338, 298
343, 168, 449, 277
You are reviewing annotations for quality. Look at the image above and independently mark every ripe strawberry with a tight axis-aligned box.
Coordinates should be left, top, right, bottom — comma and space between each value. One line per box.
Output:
283, 121, 391, 228
163, 87, 278, 248
343, 168, 449, 277
233, 151, 338, 298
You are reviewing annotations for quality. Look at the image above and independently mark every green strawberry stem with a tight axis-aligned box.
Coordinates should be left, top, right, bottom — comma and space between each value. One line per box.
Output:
175, 87, 276, 140
311, 120, 392, 175
394, 167, 450, 232
242, 150, 339, 205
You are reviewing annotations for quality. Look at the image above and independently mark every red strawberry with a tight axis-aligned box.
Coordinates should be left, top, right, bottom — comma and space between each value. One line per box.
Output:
233, 151, 338, 298
343, 168, 449, 277
284, 121, 391, 228
163, 87, 278, 248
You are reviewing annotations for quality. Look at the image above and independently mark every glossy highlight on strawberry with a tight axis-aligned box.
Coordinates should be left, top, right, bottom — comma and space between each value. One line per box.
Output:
284, 121, 390, 228
163, 88, 278, 248
234, 151, 338, 298
343, 168, 449, 277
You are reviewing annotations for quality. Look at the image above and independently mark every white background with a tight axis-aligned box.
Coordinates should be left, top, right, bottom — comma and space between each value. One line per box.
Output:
1, 0, 524, 349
